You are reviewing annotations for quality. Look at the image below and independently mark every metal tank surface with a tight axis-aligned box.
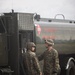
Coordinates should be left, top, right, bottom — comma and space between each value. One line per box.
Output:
34, 16, 75, 75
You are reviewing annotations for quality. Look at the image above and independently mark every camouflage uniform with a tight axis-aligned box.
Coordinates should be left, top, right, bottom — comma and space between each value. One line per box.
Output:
22, 42, 41, 75
38, 39, 60, 75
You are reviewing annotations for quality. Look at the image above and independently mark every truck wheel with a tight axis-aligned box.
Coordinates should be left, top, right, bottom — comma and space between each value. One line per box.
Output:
66, 61, 75, 75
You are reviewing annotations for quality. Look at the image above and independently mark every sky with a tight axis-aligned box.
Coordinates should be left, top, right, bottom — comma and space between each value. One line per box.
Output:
0, 0, 75, 20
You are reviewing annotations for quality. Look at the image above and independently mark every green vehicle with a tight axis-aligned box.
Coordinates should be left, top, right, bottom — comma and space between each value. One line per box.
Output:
0, 11, 75, 75
34, 15, 75, 75
0, 11, 35, 75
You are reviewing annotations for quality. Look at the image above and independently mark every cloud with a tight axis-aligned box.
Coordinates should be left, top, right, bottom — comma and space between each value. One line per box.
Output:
0, 0, 75, 20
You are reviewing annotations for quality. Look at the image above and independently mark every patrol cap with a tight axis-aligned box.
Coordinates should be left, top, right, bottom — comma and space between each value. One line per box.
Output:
45, 39, 54, 46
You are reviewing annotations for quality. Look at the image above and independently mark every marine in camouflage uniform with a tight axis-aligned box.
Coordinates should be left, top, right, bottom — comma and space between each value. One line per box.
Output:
22, 42, 42, 75
38, 39, 60, 75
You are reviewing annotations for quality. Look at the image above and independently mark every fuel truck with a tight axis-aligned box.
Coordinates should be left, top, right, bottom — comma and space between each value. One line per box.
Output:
0, 10, 75, 75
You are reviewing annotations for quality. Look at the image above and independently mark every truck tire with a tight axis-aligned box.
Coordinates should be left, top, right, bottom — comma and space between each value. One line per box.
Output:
66, 61, 75, 75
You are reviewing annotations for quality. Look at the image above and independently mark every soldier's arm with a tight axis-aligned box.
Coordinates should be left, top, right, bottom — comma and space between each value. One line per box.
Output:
33, 54, 42, 74
38, 51, 45, 61
54, 50, 60, 72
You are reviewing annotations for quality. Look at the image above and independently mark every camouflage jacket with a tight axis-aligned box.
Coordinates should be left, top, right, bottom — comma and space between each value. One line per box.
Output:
38, 48, 60, 75
22, 50, 41, 75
